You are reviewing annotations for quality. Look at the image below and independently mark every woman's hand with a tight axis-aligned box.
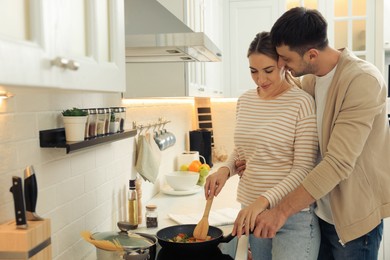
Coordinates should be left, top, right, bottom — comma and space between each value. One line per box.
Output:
232, 196, 269, 238
235, 159, 246, 178
204, 167, 230, 199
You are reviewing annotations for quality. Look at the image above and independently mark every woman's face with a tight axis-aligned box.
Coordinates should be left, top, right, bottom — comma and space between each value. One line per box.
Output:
248, 53, 285, 96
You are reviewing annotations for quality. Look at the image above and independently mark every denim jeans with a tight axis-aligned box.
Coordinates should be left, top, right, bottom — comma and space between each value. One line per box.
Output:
249, 206, 320, 260
318, 218, 383, 260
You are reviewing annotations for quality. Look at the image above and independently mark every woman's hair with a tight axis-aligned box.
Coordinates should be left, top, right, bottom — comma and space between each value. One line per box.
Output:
248, 31, 301, 88
271, 7, 328, 56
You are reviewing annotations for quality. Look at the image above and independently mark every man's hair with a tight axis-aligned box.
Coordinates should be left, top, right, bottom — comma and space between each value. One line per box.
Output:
270, 7, 329, 56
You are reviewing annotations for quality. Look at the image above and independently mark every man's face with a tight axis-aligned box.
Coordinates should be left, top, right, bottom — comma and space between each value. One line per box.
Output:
276, 44, 315, 77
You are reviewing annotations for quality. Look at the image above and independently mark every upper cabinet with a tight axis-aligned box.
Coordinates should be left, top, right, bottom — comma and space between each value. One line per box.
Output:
186, 0, 224, 97
0, 0, 125, 92
384, 0, 390, 51
225, 0, 281, 97
0, 0, 51, 88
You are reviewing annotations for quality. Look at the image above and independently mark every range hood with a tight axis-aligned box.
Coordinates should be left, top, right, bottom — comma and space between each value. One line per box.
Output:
124, 0, 222, 62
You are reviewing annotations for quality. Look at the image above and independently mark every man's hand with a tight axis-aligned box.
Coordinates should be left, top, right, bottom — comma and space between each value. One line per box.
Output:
252, 185, 316, 238
252, 207, 288, 238
232, 196, 269, 237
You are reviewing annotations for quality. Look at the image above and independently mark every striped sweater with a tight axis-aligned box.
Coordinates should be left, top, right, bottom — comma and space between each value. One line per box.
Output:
223, 86, 318, 208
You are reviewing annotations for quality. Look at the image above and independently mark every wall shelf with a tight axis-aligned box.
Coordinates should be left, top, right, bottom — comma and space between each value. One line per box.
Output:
39, 128, 137, 153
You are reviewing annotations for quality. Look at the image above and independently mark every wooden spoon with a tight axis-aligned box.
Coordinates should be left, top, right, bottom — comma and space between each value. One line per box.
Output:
193, 197, 214, 240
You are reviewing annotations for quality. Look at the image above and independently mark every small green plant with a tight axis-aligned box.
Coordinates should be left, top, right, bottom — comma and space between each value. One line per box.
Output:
62, 107, 88, 116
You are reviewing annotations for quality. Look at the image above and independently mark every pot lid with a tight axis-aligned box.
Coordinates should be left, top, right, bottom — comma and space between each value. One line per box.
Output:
91, 222, 155, 250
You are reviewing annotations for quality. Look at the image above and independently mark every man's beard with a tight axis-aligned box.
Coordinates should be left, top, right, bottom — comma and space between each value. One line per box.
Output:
289, 62, 315, 77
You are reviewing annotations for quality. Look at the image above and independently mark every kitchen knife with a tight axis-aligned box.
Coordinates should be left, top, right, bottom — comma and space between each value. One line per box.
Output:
24, 165, 43, 221
9, 176, 28, 229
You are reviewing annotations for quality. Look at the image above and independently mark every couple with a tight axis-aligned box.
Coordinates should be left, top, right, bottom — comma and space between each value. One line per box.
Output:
205, 7, 390, 260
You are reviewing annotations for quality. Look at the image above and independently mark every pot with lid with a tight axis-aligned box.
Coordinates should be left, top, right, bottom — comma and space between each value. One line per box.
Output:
90, 221, 157, 260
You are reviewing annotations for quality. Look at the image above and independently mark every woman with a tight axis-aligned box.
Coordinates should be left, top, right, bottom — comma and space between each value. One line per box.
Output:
204, 32, 320, 260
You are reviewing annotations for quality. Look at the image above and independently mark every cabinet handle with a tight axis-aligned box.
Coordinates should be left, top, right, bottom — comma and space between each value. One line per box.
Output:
51, 57, 69, 69
67, 60, 80, 71
51, 57, 80, 71
198, 87, 205, 92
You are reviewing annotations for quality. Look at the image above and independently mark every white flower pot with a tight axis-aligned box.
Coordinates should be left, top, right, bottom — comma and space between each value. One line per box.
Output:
63, 116, 87, 142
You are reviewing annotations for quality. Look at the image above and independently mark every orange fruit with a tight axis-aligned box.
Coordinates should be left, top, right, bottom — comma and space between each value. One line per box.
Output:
188, 160, 202, 172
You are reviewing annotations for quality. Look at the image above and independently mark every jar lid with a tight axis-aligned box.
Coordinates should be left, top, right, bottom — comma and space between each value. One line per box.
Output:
146, 204, 157, 210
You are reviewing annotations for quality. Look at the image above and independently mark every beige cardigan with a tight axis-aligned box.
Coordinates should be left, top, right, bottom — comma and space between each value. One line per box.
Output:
301, 48, 390, 243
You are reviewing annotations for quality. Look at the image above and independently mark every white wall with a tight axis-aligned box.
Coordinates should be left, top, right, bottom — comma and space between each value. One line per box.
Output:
0, 86, 194, 259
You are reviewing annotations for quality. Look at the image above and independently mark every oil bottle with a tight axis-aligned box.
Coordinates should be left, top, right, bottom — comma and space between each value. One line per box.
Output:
128, 179, 138, 229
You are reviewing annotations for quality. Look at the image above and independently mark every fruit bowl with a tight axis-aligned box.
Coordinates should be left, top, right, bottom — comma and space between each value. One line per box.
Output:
165, 171, 199, 191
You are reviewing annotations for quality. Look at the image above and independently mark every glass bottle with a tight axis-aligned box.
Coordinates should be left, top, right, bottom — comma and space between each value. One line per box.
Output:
128, 179, 138, 229
145, 204, 158, 228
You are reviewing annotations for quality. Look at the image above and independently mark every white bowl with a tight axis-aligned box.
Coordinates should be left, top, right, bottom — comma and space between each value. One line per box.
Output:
165, 171, 199, 191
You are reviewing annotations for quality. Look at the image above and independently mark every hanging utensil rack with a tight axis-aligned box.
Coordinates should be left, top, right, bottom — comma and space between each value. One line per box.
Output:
132, 118, 171, 134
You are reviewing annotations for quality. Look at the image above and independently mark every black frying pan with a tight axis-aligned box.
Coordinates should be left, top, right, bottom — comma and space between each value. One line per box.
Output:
156, 224, 235, 252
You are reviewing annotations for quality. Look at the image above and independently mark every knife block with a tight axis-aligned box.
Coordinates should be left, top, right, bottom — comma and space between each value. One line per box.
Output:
0, 219, 51, 260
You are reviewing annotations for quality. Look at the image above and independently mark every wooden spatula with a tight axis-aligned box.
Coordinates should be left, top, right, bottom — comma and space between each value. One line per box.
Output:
193, 197, 214, 240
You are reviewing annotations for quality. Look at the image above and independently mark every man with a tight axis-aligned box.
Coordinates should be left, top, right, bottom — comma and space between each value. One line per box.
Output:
232, 7, 390, 259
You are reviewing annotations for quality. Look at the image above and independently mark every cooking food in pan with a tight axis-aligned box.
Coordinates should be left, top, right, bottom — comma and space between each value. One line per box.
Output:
169, 232, 212, 243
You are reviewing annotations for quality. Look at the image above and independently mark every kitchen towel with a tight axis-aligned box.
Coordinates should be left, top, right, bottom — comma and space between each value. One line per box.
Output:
135, 133, 161, 183
168, 208, 240, 226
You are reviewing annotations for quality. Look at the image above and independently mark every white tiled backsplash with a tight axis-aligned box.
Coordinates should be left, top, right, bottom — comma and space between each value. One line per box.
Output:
0, 86, 237, 259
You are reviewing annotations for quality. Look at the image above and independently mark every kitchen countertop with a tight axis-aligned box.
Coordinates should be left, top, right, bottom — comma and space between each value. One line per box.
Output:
137, 174, 248, 260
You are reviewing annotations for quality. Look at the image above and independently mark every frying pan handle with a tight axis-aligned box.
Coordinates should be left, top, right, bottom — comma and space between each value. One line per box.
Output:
220, 233, 236, 243
220, 230, 254, 243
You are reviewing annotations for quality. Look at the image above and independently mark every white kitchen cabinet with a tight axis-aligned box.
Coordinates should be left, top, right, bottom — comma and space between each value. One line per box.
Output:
186, 0, 224, 97
225, 0, 281, 97
0, 0, 52, 88
0, 0, 125, 92
384, 0, 390, 51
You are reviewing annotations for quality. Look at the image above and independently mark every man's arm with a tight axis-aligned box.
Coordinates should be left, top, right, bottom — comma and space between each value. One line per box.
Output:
252, 185, 315, 238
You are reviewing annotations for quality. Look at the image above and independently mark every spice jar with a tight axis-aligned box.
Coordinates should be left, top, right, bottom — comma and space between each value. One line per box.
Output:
145, 204, 158, 228
104, 108, 111, 135
82, 109, 90, 139
119, 107, 126, 132
88, 108, 97, 138
97, 108, 106, 136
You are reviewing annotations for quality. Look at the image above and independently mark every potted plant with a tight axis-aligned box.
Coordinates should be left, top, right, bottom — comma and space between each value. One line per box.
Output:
62, 107, 88, 142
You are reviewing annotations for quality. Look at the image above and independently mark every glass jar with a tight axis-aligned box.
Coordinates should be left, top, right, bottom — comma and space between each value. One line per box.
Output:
119, 107, 126, 132
104, 108, 111, 135
97, 108, 106, 136
111, 107, 121, 133
145, 204, 158, 228
82, 109, 89, 139
88, 108, 97, 138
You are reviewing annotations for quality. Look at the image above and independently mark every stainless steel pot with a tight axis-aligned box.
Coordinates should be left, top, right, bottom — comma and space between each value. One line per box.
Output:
92, 222, 157, 260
